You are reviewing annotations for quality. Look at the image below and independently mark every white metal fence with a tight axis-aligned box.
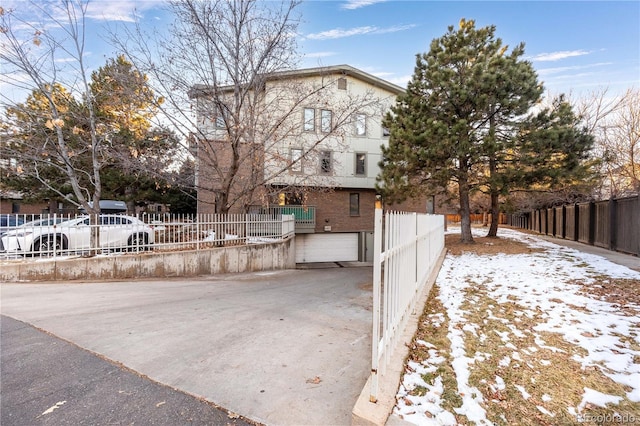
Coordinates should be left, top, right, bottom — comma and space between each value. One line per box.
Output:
0, 213, 294, 259
370, 209, 445, 402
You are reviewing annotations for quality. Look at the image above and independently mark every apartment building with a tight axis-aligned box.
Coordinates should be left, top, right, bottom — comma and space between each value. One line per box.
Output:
191, 65, 432, 262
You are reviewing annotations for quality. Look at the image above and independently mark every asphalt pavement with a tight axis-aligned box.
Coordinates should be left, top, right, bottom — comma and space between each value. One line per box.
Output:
1, 266, 374, 426
1, 315, 255, 426
535, 234, 640, 272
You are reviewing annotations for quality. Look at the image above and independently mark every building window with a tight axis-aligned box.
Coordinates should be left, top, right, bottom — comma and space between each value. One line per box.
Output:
349, 193, 360, 216
355, 152, 366, 176
303, 108, 315, 132
215, 114, 225, 129
354, 113, 366, 136
291, 148, 303, 173
382, 126, 390, 137
320, 109, 332, 133
320, 150, 332, 174
338, 77, 347, 90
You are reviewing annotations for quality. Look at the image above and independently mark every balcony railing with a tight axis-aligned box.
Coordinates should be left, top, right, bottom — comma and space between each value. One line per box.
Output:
248, 205, 316, 233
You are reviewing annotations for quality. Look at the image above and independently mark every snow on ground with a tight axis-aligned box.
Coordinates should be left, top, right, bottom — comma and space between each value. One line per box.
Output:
394, 226, 640, 425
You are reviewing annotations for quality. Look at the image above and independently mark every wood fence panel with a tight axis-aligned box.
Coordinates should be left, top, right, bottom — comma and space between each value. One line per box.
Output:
554, 206, 564, 238
594, 201, 610, 249
577, 203, 592, 244
565, 205, 577, 241
615, 196, 640, 255
510, 195, 638, 256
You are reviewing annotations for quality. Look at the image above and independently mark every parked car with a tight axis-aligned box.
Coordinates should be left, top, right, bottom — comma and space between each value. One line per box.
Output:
0, 214, 25, 235
0, 216, 64, 252
0, 214, 154, 256
18, 216, 69, 228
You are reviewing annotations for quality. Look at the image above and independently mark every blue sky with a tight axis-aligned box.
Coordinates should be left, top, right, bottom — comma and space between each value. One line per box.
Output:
2, 0, 639, 101
297, 0, 639, 98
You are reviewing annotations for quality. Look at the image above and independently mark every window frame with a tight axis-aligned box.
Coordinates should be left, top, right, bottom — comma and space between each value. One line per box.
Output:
215, 114, 226, 129
355, 152, 367, 176
320, 109, 332, 133
303, 107, 316, 132
319, 150, 332, 174
290, 148, 303, 173
354, 113, 366, 137
349, 193, 360, 216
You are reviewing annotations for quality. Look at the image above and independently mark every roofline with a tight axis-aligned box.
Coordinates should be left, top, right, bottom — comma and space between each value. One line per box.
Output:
189, 64, 405, 98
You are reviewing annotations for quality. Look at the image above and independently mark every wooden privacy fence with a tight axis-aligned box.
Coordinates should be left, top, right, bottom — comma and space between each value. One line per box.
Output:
508, 195, 639, 256
446, 213, 508, 225
370, 209, 445, 402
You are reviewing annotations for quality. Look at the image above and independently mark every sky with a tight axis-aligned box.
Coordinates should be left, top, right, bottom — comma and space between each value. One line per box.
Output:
1, 0, 639, 103
298, 0, 639, 98
394, 226, 640, 425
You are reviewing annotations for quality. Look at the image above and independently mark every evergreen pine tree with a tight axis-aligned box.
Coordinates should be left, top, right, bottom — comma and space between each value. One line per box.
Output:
378, 19, 594, 242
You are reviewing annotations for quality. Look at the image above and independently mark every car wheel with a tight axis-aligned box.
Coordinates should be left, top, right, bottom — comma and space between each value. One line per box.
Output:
33, 235, 66, 257
128, 233, 149, 252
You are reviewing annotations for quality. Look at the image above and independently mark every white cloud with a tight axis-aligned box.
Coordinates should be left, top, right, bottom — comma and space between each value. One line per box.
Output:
85, 0, 160, 23
307, 26, 376, 40
54, 57, 77, 63
386, 74, 411, 88
306, 24, 416, 40
531, 50, 591, 62
537, 62, 612, 76
304, 51, 337, 58
341, 0, 387, 10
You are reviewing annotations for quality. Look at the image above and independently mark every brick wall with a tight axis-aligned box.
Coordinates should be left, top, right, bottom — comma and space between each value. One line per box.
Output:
196, 139, 266, 214
306, 189, 433, 233
0, 199, 50, 215
306, 189, 377, 233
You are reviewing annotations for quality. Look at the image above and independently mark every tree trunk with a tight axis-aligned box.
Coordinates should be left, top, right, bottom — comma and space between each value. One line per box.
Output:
125, 186, 136, 214
487, 105, 499, 238
214, 191, 229, 247
488, 187, 500, 237
487, 154, 500, 237
88, 204, 100, 258
216, 191, 230, 215
458, 172, 474, 243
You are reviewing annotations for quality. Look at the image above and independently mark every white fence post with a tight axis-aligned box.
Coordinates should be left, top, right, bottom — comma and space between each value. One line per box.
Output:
369, 210, 445, 402
370, 207, 383, 403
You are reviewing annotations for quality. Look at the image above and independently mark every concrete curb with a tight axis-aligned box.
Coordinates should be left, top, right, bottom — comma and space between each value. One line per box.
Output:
351, 248, 447, 425
0, 237, 295, 282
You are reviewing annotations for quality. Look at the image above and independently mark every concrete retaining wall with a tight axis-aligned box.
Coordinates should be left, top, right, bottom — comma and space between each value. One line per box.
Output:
0, 237, 295, 282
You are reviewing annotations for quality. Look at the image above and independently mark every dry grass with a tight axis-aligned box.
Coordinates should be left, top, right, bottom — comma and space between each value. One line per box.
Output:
444, 233, 542, 256
400, 231, 640, 425
405, 292, 463, 411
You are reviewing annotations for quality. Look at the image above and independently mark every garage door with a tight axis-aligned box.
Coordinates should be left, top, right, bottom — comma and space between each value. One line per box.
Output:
295, 233, 359, 263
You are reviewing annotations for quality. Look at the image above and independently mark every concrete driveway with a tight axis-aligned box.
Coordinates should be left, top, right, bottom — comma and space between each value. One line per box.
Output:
0, 266, 374, 426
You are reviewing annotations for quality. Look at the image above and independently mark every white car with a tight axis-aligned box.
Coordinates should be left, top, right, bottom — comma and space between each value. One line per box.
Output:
0, 215, 154, 256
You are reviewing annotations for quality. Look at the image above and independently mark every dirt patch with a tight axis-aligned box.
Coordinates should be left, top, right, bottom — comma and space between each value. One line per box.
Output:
358, 281, 373, 291
574, 278, 640, 314
445, 232, 541, 256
